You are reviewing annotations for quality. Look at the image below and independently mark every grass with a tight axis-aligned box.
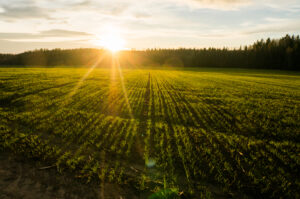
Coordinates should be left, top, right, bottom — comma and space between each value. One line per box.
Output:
0, 67, 299, 198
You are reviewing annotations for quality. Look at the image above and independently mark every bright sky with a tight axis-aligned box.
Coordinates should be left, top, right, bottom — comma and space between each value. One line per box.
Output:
0, 0, 300, 53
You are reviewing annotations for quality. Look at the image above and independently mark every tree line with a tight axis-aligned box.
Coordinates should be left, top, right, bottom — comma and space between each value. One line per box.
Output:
0, 34, 299, 70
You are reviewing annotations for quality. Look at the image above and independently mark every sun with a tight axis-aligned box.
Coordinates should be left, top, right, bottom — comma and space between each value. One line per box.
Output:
101, 34, 125, 52
96, 27, 125, 53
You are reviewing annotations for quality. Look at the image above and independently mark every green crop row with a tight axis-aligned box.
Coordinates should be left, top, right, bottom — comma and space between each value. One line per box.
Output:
0, 67, 299, 198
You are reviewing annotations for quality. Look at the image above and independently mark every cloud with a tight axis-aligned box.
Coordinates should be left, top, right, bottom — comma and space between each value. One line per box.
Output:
259, 0, 300, 11
192, 0, 251, 6
0, 39, 91, 53
40, 29, 92, 37
171, 0, 252, 10
0, 0, 50, 20
51, 0, 130, 16
0, 5, 49, 20
71, 0, 93, 7
0, 0, 300, 53
0, 29, 92, 41
242, 19, 300, 35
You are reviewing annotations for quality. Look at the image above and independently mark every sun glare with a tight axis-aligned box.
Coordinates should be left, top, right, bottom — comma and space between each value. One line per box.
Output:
102, 34, 125, 52
97, 27, 125, 53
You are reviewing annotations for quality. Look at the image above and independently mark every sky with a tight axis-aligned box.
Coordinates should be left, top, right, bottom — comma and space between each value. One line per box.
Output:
0, 0, 300, 53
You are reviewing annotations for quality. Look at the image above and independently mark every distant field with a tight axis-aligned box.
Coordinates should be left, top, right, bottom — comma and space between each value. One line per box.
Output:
0, 67, 299, 198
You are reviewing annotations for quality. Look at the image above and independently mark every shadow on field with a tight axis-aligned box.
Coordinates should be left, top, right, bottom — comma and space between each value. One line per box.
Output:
0, 81, 77, 108
0, 151, 139, 199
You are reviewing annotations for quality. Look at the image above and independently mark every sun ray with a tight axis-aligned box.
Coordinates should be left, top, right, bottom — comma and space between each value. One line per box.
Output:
64, 51, 108, 104
111, 53, 133, 118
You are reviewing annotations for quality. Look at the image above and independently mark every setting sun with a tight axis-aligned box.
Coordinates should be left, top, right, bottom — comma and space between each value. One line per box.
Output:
96, 26, 126, 53
100, 34, 125, 52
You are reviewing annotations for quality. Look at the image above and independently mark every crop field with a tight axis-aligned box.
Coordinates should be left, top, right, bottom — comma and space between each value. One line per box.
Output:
0, 67, 299, 198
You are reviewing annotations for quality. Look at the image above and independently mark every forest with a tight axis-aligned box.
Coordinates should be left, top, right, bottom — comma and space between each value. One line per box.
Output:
0, 34, 299, 70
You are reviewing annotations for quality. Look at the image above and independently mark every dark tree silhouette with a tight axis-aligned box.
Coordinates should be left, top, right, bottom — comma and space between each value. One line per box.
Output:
0, 35, 299, 70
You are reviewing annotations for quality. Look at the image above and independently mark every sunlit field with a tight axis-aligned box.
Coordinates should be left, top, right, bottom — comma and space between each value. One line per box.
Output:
0, 67, 299, 198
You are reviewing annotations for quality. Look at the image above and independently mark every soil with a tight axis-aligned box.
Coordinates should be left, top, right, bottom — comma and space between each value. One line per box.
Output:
0, 151, 139, 199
